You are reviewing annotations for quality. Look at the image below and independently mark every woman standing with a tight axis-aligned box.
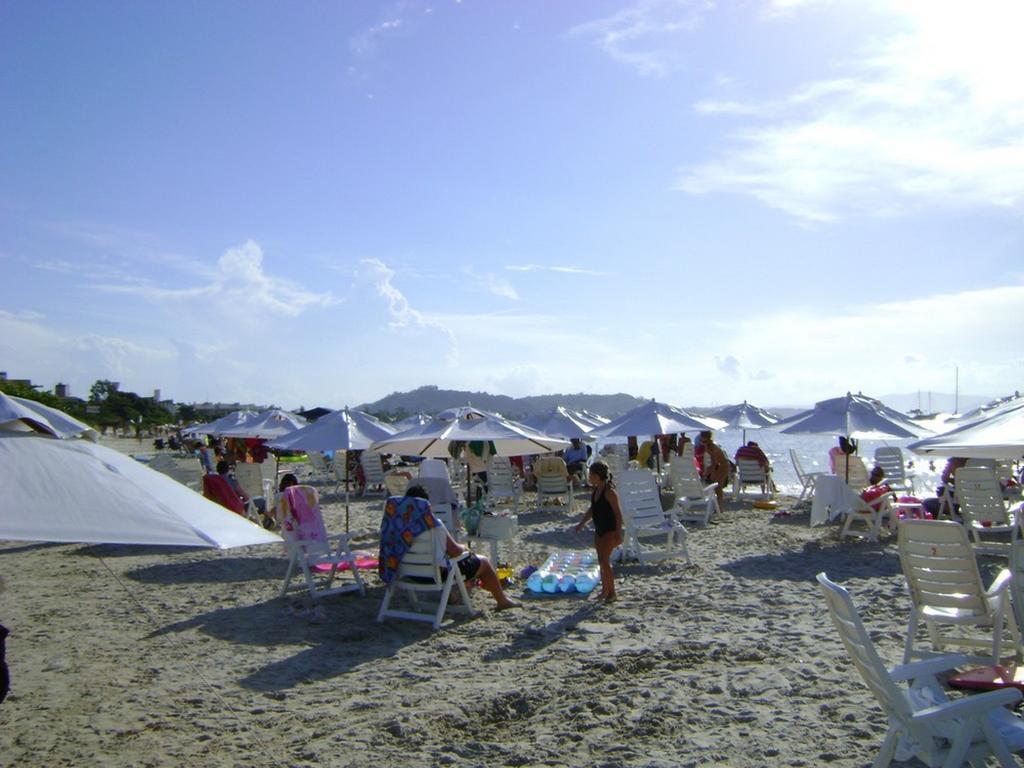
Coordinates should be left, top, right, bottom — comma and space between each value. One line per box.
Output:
574, 461, 624, 602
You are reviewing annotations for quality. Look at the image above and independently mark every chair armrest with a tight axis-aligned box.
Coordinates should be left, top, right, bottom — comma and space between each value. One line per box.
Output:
912, 687, 1022, 723
888, 654, 971, 682
987, 568, 1013, 597
704, 483, 719, 492
450, 550, 472, 564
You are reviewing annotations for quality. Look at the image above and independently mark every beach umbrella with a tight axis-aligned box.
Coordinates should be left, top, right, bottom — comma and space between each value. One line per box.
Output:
523, 406, 598, 440
391, 412, 432, 431
218, 409, 307, 439
371, 406, 570, 502
0, 431, 281, 548
0, 392, 99, 441
266, 408, 395, 453
710, 400, 779, 444
183, 409, 257, 438
588, 400, 723, 473
775, 392, 931, 441
907, 399, 1024, 460
267, 408, 398, 531
371, 406, 570, 459
589, 400, 722, 442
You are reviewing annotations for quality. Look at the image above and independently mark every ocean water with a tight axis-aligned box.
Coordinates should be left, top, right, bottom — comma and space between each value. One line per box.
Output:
601, 430, 948, 498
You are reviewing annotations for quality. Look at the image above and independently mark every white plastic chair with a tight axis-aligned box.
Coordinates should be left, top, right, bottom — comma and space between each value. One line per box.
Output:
670, 470, 719, 527
617, 470, 689, 563
233, 462, 273, 525
899, 519, 1018, 665
359, 451, 387, 497
873, 446, 916, 494
277, 485, 365, 602
533, 455, 572, 512
955, 467, 1024, 556
818, 572, 1024, 768
376, 526, 477, 630
833, 454, 870, 489
732, 458, 772, 501
485, 455, 521, 514
789, 449, 825, 504
840, 491, 896, 542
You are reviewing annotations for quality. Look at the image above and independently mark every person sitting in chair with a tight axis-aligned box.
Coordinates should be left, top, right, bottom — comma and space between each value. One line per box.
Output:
697, 431, 729, 507
563, 438, 589, 484
401, 485, 519, 611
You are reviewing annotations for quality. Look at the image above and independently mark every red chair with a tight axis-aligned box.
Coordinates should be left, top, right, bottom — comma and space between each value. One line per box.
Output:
202, 474, 245, 516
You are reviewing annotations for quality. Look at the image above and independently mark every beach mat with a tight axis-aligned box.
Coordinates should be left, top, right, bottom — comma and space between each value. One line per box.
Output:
313, 555, 378, 572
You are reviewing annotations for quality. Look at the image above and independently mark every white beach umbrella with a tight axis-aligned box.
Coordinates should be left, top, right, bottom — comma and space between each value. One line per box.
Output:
775, 392, 931, 440
907, 400, 1024, 460
0, 431, 281, 548
710, 400, 779, 444
589, 399, 722, 442
218, 409, 307, 439
391, 412, 433, 431
0, 392, 99, 441
371, 405, 570, 459
266, 408, 396, 453
523, 406, 598, 440
184, 409, 257, 438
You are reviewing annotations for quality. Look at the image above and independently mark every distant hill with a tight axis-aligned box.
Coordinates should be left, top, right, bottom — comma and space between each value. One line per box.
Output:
358, 386, 647, 422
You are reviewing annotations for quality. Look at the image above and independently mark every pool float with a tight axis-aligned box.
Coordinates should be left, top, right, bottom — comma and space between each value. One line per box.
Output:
752, 499, 779, 510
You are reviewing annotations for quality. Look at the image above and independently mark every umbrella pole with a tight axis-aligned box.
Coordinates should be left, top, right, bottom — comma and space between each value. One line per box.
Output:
345, 456, 351, 533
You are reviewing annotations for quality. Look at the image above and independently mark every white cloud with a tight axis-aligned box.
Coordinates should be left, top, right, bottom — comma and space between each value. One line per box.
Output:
505, 264, 609, 276
95, 240, 336, 318
463, 267, 519, 300
357, 258, 459, 363
568, 0, 710, 77
715, 354, 741, 377
679, 1, 1024, 221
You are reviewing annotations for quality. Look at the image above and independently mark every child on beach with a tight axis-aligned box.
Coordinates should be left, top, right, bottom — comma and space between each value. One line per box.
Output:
574, 461, 624, 602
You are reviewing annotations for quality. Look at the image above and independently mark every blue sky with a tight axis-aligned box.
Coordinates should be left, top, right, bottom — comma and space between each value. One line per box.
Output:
2, 0, 1022, 410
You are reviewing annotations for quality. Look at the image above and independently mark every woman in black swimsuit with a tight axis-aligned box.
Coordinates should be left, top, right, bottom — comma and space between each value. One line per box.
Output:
574, 461, 624, 602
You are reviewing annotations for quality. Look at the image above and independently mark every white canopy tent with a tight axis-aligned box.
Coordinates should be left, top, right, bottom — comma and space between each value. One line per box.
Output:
0, 392, 99, 441
218, 409, 307, 440
267, 408, 396, 453
523, 406, 599, 440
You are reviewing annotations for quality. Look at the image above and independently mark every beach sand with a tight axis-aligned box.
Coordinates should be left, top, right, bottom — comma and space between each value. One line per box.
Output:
0, 443, 934, 767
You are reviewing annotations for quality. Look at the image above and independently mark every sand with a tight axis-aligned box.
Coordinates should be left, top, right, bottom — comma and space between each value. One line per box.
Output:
0, 442, 943, 767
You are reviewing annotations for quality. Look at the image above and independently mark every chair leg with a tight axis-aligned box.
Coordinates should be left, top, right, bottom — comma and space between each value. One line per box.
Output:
280, 551, 298, 599
376, 582, 395, 623
904, 608, 920, 663
872, 728, 899, 768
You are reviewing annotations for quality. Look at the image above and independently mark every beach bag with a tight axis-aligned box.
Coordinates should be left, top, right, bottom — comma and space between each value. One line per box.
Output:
460, 500, 486, 536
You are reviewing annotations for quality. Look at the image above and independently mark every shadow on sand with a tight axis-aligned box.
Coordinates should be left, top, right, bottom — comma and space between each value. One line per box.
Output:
719, 540, 901, 583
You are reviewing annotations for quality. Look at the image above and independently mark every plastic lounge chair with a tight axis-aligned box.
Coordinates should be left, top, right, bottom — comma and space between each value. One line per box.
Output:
233, 462, 273, 523
874, 446, 916, 494
202, 474, 246, 516
617, 469, 689, 563
377, 499, 477, 629
306, 451, 332, 482
955, 467, 1024, 556
359, 451, 387, 497
817, 572, 1024, 768
670, 468, 720, 528
899, 519, 1018, 665
834, 454, 870, 489
732, 458, 772, 501
277, 485, 365, 602
789, 449, 825, 504
840, 491, 895, 542
533, 455, 572, 512
416, 475, 459, 530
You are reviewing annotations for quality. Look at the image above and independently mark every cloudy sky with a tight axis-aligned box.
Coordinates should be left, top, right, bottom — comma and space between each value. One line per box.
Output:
2, 0, 1022, 410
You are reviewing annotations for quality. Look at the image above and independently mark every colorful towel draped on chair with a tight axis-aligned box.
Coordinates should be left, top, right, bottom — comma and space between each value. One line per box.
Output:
280, 485, 328, 542
378, 495, 439, 584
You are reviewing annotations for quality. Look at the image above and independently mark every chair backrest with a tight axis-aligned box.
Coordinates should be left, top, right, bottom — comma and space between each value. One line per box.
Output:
617, 470, 665, 528
898, 519, 990, 619
202, 474, 245, 515
278, 485, 328, 543
418, 458, 449, 479
233, 462, 265, 500
396, 527, 446, 585
600, 452, 628, 478
956, 467, 1011, 526
735, 458, 767, 485
535, 456, 569, 492
816, 573, 912, 720
415, 476, 458, 528
834, 455, 869, 488
360, 451, 386, 484
487, 456, 518, 497
383, 470, 413, 497
789, 449, 810, 482
873, 447, 908, 484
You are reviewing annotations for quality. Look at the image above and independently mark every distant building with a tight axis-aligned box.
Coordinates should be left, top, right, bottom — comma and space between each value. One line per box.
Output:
55, 383, 71, 398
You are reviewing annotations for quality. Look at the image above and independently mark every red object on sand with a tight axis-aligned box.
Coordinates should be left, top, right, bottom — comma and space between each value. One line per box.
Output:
314, 556, 378, 572
948, 665, 1024, 693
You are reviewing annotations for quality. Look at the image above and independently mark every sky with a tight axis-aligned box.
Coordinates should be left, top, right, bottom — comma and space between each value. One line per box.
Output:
2, 0, 1022, 411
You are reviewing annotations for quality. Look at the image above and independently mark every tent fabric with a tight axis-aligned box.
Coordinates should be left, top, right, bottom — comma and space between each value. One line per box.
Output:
0, 392, 99, 441
218, 409, 307, 439
523, 406, 598, 440
710, 401, 779, 431
0, 433, 281, 548
908, 401, 1024, 460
